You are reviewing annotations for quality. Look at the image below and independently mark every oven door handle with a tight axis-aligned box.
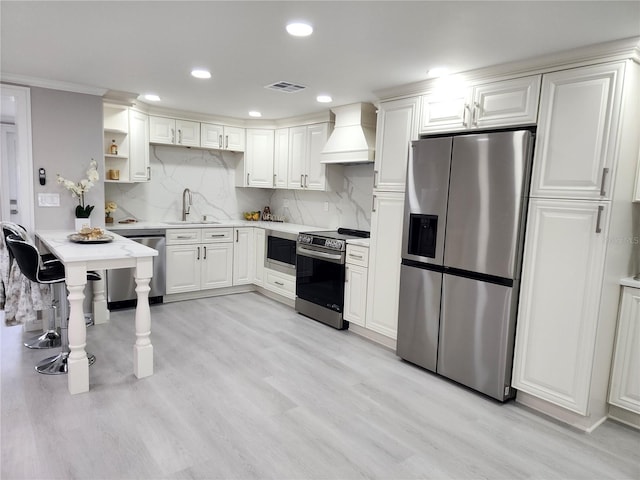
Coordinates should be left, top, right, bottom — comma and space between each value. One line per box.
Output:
297, 246, 343, 262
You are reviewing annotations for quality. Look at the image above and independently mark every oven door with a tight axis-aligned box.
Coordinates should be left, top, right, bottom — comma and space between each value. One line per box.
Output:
296, 245, 345, 312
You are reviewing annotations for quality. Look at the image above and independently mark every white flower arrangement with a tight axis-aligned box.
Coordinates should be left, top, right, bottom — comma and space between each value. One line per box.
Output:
56, 159, 99, 218
105, 201, 117, 217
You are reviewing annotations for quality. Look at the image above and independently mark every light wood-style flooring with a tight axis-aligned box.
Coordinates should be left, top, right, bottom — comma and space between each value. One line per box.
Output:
2, 292, 639, 479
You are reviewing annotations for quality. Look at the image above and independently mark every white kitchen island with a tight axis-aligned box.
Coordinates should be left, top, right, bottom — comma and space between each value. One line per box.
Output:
36, 230, 158, 395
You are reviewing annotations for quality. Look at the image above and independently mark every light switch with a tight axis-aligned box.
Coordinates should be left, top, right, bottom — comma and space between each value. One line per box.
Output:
38, 193, 60, 207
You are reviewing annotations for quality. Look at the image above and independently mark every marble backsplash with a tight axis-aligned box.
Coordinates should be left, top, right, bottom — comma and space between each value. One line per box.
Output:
104, 145, 373, 230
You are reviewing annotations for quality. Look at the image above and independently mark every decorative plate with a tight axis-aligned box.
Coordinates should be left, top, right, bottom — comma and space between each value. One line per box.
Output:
67, 233, 114, 244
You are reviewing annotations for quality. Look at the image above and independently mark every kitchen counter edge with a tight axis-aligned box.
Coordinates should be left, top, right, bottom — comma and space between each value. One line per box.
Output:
106, 220, 324, 236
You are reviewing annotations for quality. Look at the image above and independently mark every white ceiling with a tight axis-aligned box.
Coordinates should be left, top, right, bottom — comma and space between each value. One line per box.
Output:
2, 1, 639, 120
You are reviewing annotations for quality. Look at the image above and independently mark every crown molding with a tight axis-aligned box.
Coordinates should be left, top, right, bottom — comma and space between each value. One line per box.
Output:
0, 73, 107, 96
374, 36, 640, 101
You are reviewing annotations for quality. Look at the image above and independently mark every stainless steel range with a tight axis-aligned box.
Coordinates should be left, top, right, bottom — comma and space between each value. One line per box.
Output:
295, 228, 370, 330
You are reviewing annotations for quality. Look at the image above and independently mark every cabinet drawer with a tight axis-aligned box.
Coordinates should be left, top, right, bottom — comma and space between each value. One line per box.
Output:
166, 229, 201, 245
264, 268, 295, 299
202, 228, 233, 243
346, 244, 369, 267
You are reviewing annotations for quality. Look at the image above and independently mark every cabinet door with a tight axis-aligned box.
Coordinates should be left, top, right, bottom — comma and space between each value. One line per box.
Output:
175, 120, 200, 147
254, 228, 265, 285
201, 243, 233, 289
375, 97, 419, 192
166, 244, 200, 294
305, 123, 329, 191
129, 110, 150, 182
473, 75, 541, 128
419, 89, 471, 134
233, 228, 255, 285
245, 129, 274, 188
149, 116, 175, 144
201, 123, 223, 149
608, 287, 640, 414
344, 263, 368, 327
287, 126, 306, 189
273, 128, 289, 188
224, 126, 245, 152
512, 199, 608, 415
366, 191, 405, 339
531, 62, 625, 200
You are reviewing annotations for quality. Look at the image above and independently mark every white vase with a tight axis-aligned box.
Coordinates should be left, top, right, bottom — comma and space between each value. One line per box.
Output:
75, 217, 91, 232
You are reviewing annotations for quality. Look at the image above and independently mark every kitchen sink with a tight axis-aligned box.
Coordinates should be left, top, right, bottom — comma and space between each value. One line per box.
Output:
165, 221, 220, 225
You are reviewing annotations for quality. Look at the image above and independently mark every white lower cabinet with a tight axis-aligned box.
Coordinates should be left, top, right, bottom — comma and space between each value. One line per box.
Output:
512, 199, 608, 415
608, 286, 640, 418
233, 228, 255, 285
166, 228, 233, 294
254, 228, 265, 286
365, 191, 405, 340
263, 268, 296, 299
344, 244, 369, 327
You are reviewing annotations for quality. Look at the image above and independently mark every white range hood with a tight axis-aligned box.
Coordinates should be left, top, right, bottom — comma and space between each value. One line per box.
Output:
321, 103, 377, 164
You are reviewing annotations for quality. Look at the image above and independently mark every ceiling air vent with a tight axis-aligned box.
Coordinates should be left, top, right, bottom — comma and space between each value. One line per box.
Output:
265, 81, 307, 93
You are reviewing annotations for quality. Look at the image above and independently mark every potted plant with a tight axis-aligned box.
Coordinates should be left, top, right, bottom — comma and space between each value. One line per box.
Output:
56, 159, 99, 231
105, 201, 117, 223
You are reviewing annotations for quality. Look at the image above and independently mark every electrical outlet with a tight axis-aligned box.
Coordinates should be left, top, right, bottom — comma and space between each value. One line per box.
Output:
37, 193, 60, 207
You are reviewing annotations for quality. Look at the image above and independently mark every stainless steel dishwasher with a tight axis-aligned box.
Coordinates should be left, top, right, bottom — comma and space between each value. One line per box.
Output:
107, 229, 166, 310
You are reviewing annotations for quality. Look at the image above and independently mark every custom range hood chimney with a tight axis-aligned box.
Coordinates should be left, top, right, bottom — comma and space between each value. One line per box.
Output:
321, 102, 377, 164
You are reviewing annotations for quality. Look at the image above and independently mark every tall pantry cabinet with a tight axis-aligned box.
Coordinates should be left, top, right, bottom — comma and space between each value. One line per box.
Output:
365, 97, 419, 341
512, 60, 640, 431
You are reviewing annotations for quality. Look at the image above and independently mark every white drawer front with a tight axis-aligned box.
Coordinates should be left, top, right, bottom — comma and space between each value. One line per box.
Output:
264, 268, 295, 299
202, 228, 233, 243
166, 229, 201, 245
346, 244, 369, 267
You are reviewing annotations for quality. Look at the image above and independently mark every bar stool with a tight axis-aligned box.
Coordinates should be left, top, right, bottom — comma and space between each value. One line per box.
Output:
5, 234, 99, 375
1, 221, 61, 349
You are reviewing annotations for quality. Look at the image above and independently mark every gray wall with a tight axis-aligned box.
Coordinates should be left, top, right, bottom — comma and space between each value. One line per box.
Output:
31, 87, 104, 229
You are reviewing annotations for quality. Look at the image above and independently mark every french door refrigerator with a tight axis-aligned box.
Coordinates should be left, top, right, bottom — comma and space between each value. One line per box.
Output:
396, 129, 533, 401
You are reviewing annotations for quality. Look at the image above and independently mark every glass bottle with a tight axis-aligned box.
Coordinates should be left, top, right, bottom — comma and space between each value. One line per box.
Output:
110, 139, 118, 155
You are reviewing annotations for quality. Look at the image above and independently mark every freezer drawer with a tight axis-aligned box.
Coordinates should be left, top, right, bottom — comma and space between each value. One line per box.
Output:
437, 273, 516, 401
396, 263, 442, 372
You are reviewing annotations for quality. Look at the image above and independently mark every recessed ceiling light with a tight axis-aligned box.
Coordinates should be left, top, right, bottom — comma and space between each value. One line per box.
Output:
316, 95, 332, 103
248, 111, 262, 118
191, 69, 211, 79
143, 94, 161, 102
286, 22, 313, 37
427, 67, 449, 78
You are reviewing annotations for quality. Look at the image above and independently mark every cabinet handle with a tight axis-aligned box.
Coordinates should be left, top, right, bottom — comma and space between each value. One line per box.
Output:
473, 102, 480, 126
219, 135, 223, 147
203, 246, 207, 260
305, 174, 309, 188
171, 128, 175, 144
595, 205, 604, 233
147, 166, 151, 181
372, 195, 377, 212
247, 173, 250, 185
273, 173, 277, 187
274, 281, 284, 286
178, 129, 183, 144
462, 104, 471, 127
349, 253, 364, 259
225, 135, 229, 149
344, 266, 349, 282
176, 235, 192, 239
236, 230, 239, 242
209, 234, 226, 238
197, 246, 200, 260
300, 174, 304, 188
600, 167, 610, 197
373, 170, 378, 189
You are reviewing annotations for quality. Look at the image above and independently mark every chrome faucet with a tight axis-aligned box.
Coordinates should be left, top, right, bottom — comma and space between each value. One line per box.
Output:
182, 188, 192, 221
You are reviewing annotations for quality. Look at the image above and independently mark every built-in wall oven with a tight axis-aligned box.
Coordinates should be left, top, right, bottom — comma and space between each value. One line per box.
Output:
296, 228, 369, 330
264, 230, 297, 274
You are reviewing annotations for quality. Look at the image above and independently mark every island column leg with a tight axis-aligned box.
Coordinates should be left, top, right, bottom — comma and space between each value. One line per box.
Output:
66, 264, 89, 394
92, 270, 109, 325
133, 257, 153, 378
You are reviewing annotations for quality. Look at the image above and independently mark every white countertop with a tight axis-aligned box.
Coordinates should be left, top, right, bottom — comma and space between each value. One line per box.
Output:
107, 220, 326, 236
620, 276, 640, 289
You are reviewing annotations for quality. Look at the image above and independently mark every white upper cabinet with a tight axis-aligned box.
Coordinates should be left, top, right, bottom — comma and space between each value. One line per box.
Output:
530, 62, 625, 200
273, 128, 289, 189
128, 110, 150, 182
149, 116, 200, 147
287, 123, 330, 191
243, 129, 274, 188
419, 75, 541, 134
201, 123, 245, 152
374, 96, 419, 192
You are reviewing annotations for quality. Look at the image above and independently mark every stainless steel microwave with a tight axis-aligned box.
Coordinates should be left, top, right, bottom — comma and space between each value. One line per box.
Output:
264, 230, 298, 274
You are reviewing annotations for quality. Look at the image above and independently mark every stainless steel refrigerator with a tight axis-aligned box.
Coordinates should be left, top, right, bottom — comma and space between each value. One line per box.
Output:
396, 130, 533, 401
